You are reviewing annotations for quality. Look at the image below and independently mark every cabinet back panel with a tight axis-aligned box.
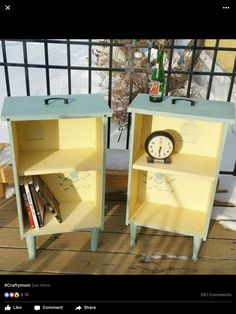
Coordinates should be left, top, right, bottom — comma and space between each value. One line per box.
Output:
40, 171, 97, 203
145, 171, 213, 212
152, 116, 223, 157
15, 120, 59, 151
130, 170, 214, 212
134, 115, 223, 158
15, 118, 98, 151
58, 118, 97, 149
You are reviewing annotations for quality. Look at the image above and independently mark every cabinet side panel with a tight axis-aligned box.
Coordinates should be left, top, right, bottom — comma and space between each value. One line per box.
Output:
95, 117, 106, 229
7, 121, 25, 238
59, 118, 96, 149
132, 114, 150, 161
95, 118, 103, 208
95, 117, 103, 157
203, 123, 228, 239
150, 115, 223, 157
126, 113, 138, 224
128, 170, 146, 220
95, 170, 103, 227
15, 120, 59, 151
214, 123, 227, 174
12, 122, 19, 168
127, 114, 150, 224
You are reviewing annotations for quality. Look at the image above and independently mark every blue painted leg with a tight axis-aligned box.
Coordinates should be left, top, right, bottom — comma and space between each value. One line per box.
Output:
130, 223, 137, 246
91, 229, 100, 252
192, 236, 203, 260
26, 236, 36, 260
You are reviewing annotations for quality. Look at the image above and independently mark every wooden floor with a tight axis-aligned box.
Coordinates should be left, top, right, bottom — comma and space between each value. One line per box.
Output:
0, 194, 236, 275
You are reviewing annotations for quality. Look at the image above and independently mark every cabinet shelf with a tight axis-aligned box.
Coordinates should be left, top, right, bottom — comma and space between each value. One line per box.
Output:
129, 202, 207, 236
133, 152, 217, 179
18, 148, 101, 175
24, 201, 101, 236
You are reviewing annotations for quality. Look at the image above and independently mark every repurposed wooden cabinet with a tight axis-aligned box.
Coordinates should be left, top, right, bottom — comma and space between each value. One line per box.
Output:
1, 94, 111, 259
126, 94, 235, 260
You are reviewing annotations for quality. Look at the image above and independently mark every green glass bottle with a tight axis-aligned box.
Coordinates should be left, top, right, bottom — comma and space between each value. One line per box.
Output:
149, 48, 165, 102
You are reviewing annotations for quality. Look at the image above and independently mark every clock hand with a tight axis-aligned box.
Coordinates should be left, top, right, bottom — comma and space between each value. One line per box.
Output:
158, 146, 162, 157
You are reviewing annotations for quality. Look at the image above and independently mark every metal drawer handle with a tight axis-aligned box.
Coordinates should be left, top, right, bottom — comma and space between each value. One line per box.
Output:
44, 97, 69, 105
171, 98, 195, 107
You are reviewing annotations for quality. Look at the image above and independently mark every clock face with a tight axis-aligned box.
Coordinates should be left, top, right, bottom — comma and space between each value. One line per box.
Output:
145, 131, 175, 160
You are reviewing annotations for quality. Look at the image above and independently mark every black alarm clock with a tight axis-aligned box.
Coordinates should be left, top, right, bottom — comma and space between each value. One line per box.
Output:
145, 130, 175, 163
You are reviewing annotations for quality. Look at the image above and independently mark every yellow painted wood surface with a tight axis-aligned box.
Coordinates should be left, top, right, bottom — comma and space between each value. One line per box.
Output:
127, 170, 140, 220
12, 122, 19, 169
95, 118, 103, 154
131, 114, 144, 162
133, 152, 217, 178
15, 118, 100, 151
129, 202, 207, 236
205, 39, 236, 72
95, 118, 104, 207
13, 118, 104, 175
24, 201, 101, 237
133, 114, 224, 159
21, 170, 102, 235
96, 170, 102, 208
41, 171, 97, 203
58, 118, 97, 149
15, 120, 59, 151
141, 171, 213, 212
18, 148, 101, 175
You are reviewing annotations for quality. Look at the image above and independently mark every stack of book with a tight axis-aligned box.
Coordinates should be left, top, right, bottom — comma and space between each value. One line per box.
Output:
19, 176, 62, 229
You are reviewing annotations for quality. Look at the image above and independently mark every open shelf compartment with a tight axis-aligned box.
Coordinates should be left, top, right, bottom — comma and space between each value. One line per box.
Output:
12, 117, 104, 175
131, 113, 225, 178
130, 202, 207, 236
127, 169, 215, 237
24, 201, 101, 236
22, 170, 103, 236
